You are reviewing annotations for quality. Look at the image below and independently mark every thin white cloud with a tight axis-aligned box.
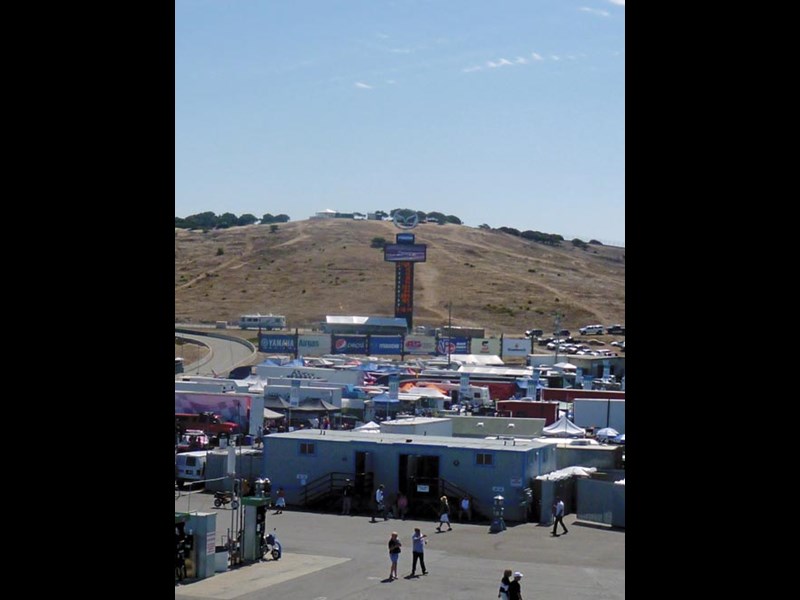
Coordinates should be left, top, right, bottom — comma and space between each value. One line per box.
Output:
609, 0, 625, 6
354, 82, 372, 89
386, 79, 397, 85
389, 48, 413, 54
550, 55, 560, 61
531, 52, 544, 61
515, 56, 528, 64
462, 66, 483, 73
497, 58, 513, 67
579, 7, 610, 17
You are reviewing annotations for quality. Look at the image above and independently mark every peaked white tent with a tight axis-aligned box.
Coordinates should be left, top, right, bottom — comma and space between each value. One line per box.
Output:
542, 415, 586, 438
354, 421, 381, 432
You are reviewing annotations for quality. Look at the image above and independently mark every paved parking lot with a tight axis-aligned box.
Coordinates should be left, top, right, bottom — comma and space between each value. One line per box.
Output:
175, 491, 624, 600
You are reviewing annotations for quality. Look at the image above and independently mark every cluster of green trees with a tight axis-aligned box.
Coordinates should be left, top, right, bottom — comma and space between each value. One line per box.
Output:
495, 226, 565, 246
175, 212, 290, 229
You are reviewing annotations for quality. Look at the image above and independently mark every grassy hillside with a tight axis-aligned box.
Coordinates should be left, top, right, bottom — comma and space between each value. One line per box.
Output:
175, 219, 624, 337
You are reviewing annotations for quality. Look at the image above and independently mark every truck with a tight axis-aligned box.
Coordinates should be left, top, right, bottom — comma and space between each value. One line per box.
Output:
239, 313, 286, 330
175, 411, 239, 436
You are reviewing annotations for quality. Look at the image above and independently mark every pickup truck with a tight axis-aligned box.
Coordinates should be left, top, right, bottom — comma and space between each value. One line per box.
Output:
606, 324, 626, 335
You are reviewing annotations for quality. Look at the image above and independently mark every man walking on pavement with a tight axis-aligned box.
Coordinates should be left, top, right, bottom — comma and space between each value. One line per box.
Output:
372, 484, 387, 522
552, 496, 568, 536
410, 527, 428, 577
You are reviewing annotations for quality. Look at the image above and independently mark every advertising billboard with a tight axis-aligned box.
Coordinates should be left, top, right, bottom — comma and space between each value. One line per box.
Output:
259, 334, 296, 353
471, 338, 501, 355
369, 336, 403, 355
297, 335, 332, 357
384, 244, 427, 262
403, 335, 437, 355
394, 262, 414, 326
332, 335, 368, 355
502, 337, 532, 357
436, 337, 470, 355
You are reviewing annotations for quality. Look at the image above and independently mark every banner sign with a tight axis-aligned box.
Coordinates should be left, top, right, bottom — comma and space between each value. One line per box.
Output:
384, 244, 427, 262
259, 334, 296, 353
332, 335, 368, 355
297, 335, 331, 356
403, 335, 437, 354
436, 337, 470, 355
394, 262, 414, 326
502, 338, 531, 357
471, 338, 501, 355
369, 336, 404, 355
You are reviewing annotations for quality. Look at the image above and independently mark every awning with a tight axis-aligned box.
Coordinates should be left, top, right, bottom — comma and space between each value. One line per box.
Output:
263, 408, 285, 419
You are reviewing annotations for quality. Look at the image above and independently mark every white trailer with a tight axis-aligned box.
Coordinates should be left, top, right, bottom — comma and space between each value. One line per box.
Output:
572, 398, 626, 432
239, 313, 286, 330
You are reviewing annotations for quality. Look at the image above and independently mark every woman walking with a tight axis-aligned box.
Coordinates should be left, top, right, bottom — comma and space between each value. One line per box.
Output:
436, 496, 452, 532
387, 531, 402, 580
498, 568, 512, 599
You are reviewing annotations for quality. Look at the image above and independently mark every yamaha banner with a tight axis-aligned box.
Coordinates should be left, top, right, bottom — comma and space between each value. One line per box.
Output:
259, 334, 296, 353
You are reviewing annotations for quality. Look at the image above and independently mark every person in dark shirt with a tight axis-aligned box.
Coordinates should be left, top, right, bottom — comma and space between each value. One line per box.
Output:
508, 571, 523, 600
341, 479, 353, 515
387, 532, 402, 580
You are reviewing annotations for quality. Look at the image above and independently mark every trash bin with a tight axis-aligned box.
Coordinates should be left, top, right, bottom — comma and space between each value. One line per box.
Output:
244, 435, 253, 445
214, 547, 229, 572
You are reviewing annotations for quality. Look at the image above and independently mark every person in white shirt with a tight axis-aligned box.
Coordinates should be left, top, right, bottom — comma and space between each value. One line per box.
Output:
372, 484, 387, 522
552, 497, 568, 536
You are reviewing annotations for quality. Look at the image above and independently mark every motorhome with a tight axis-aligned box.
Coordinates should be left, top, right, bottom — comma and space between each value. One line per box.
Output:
239, 313, 286, 330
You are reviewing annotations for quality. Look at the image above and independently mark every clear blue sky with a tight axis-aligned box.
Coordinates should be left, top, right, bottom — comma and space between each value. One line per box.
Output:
175, 0, 625, 246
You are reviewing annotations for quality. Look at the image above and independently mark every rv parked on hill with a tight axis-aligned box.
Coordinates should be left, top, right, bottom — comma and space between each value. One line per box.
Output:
239, 313, 286, 330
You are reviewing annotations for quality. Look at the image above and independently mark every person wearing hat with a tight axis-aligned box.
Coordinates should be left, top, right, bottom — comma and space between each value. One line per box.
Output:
341, 478, 353, 515
508, 571, 524, 600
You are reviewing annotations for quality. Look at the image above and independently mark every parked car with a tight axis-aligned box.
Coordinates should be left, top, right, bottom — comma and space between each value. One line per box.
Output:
579, 324, 605, 335
607, 324, 625, 335
554, 329, 571, 337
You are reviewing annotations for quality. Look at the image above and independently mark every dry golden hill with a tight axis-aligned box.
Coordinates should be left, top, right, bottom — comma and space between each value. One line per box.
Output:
175, 219, 624, 337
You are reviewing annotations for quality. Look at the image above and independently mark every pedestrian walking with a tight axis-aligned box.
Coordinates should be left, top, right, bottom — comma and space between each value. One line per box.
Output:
459, 495, 472, 522
498, 569, 512, 600
341, 479, 353, 515
552, 496, 568, 536
508, 571, 523, 600
397, 492, 409, 520
387, 531, 402, 580
372, 484, 387, 522
436, 495, 452, 532
410, 527, 428, 576
273, 487, 286, 514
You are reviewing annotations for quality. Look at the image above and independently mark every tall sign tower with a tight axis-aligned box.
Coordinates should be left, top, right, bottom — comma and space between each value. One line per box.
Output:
384, 211, 427, 329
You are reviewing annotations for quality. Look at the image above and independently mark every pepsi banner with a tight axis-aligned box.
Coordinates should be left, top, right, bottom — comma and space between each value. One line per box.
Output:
369, 336, 403, 355
259, 334, 296, 353
332, 335, 368, 355
436, 337, 470, 355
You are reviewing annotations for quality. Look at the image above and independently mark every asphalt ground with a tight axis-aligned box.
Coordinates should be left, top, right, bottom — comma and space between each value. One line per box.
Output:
175, 490, 624, 600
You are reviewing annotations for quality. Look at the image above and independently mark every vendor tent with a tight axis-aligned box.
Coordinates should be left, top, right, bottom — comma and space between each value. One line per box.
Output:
542, 415, 586, 437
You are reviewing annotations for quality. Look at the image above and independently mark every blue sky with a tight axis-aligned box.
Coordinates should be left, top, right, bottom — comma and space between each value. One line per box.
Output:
175, 0, 625, 246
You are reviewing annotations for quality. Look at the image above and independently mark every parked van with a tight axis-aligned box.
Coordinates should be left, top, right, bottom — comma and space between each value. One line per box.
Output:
239, 313, 286, 330
175, 450, 208, 487
175, 412, 238, 435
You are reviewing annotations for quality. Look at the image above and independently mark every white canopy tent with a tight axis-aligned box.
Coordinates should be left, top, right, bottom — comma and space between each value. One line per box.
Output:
542, 415, 586, 438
